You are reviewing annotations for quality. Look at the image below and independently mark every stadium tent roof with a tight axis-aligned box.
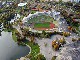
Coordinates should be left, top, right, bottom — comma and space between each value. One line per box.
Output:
18, 3, 27, 7
52, 11, 60, 15
22, 14, 33, 22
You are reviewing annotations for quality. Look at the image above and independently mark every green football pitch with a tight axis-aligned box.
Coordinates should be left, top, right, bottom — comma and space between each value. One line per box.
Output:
34, 23, 50, 28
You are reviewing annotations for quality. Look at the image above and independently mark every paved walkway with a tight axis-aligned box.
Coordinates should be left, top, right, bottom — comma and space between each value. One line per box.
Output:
35, 38, 60, 60
34, 34, 79, 60
13, 25, 24, 37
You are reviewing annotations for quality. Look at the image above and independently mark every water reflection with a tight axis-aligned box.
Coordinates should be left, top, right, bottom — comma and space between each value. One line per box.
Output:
0, 31, 30, 60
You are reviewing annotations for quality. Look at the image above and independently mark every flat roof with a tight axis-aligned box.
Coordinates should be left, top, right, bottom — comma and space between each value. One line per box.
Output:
18, 3, 27, 7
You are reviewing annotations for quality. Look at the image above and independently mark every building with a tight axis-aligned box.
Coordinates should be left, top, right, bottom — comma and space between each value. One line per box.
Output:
55, 0, 80, 2
0, 1, 3, 8
55, 0, 70, 2
71, 0, 80, 3
40, 0, 53, 2
18, 2, 27, 7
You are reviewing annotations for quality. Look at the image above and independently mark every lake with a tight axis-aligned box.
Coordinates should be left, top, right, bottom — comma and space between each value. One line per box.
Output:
0, 31, 30, 60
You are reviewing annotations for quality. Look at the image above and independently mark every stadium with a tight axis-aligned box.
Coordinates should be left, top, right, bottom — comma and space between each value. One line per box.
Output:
23, 12, 59, 32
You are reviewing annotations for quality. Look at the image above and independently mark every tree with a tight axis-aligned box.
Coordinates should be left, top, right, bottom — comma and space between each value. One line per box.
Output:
59, 0, 62, 4
30, 36, 35, 42
40, 30, 46, 38
59, 38, 66, 45
22, 31, 26, 36
63, 32, 70, 37
72, 38, 76, 42
35, 54, 46, 60
42, 30, 46, 37
51, 56, 56, 60
0, 30, 1, 36
73, 3, 80, 12
78, 38, 80, 41
40, 0, 45, 2
53, 44, 59, 51
68, 26, 72, 31
52, 40, 56, 47
66, 1, 73, 7
61, 10, 68, 17
45, 34, 50, 38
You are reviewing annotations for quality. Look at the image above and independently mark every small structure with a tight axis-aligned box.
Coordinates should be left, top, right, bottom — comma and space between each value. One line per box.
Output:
32, 8, 39, 11
18, 3, 27, 7
73, 19, 80, 23
0, 2, 2, 7
10, 14, 20, 23
51, 10, 60, 20
6, 1, 13, 7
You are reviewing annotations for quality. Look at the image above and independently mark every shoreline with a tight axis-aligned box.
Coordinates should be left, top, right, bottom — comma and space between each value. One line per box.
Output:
25, 44, 31, 56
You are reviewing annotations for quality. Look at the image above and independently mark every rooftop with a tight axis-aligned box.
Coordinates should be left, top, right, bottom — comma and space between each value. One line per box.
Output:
18, 3, 27, 7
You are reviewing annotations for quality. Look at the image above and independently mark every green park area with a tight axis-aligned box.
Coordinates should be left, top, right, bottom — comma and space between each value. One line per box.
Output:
12, 29, 18, 42
31, 10, 36, 14
26, 41, 40, 60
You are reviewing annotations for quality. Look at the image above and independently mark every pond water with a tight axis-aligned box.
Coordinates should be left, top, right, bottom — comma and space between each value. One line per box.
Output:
0, 31, 30, 60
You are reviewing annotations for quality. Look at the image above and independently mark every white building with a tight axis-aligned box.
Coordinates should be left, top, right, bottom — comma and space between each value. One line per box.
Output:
18, 2, 27, 7
55, 0, 70, 2
55, 0, 80, 2
71, 0, 80, 2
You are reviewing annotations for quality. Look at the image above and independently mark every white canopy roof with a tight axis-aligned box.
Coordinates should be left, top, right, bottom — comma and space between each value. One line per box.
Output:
18, 3, 27, 7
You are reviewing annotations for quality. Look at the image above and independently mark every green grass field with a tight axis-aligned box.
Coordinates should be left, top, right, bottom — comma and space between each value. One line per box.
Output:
26, 41, 40, 59
34, 23, 50, 28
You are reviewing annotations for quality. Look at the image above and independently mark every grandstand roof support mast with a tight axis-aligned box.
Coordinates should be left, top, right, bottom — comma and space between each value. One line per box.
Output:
58, 0, 60, 11
50, 0, 53, 17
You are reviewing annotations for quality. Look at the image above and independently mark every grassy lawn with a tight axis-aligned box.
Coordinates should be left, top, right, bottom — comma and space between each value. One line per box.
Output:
12, 31, 17, 42
12, 29, 18, 42
26, 41, 40, 59
34, 23, 50, 28
72, 23, 80, 31
3, 28, 12, 32
16, 10, 20, 14
12, 33, 17, 42
31, 10, 36, 14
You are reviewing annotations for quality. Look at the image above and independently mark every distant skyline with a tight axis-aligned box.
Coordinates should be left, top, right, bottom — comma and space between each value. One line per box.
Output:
40, 0, 80, 2
0, 0, 80, 3
0, 0, 28, 3
55, 0, 80, 2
